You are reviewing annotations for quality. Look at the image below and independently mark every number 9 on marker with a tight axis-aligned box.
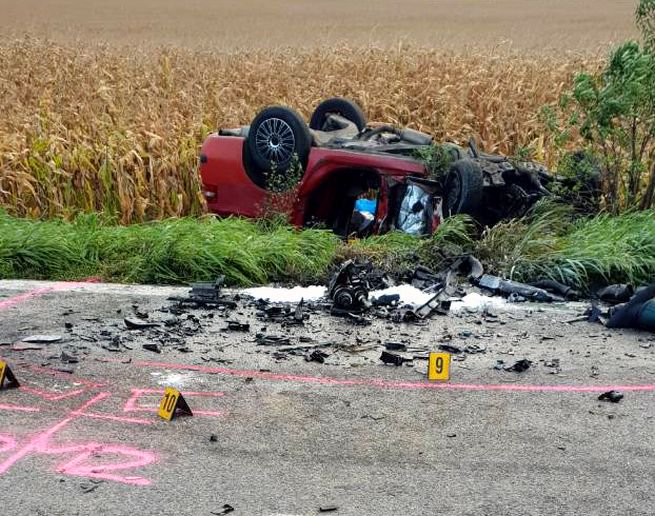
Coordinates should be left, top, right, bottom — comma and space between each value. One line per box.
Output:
428, 352, 450, 381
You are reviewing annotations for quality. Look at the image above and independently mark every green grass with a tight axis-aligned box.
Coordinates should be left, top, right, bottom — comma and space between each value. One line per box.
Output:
0, 212, 340, 286
477, 203, 655, 289
1, 209, 653, 290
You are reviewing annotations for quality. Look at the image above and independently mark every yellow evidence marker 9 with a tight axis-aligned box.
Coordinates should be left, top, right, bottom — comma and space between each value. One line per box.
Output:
428, 352, 450, 381
158, 387, 193, 421
0, 360, 20, 390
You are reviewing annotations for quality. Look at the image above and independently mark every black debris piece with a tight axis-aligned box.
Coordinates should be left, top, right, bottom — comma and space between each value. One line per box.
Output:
255, 334, 291, 346
142, 343, 162, 353
439, 344, 462, 354
372, 294, 401, 307
477, 275, 560, 302
60, 351, 79, 364
385, 342, 407, 351
209, 434, 218, 442
210, 504, 235, 516
255, 301, 308, 325
319, 505, 339, 513
305, 349, 330, 363
505, 359, 532, 372
597, 284, 634, 304
598, 390, 624, 403
412, 295, 451, 319
531, 279, 580, 300
225, 320, 250, 332
124, 318, 159, 330
170, 276, 238, 308
586, 305, 603, 323
379, 351, 411, 366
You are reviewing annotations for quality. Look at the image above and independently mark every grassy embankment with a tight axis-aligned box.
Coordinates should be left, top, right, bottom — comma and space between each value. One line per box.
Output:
2, 208, 654, 290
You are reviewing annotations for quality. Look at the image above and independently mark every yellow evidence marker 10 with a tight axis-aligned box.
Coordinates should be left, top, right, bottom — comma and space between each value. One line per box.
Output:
428, 352, 450, 381
0, 360, 20, 390
158, 387, 193, 421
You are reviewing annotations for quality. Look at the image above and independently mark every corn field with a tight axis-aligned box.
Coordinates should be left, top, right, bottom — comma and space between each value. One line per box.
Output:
0, 39, 600, 223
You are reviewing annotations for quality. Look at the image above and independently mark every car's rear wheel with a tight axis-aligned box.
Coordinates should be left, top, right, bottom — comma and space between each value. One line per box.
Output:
309, 97, 367, 131
245, 106, 312, 190
444, 159, 484, 217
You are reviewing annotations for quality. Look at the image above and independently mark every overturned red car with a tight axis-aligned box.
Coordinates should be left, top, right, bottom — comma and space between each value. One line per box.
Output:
199, 98, 591, 237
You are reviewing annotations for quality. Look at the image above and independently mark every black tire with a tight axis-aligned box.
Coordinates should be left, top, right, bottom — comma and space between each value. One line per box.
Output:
444, 159, 484, 216
246, 106, 312, 176
309, 97, 367, 131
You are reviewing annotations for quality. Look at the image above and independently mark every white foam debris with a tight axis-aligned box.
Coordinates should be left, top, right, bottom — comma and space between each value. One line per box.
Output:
241, 285, 327, 303
450, 292, 510, 312
370, 285, 436, 306
154, 372, 191, 389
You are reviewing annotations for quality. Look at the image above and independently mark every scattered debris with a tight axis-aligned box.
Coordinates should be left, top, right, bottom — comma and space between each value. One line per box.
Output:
319, 505, 339, 513
142, 343, 162, 353
170, 276, 238, 308
210, 504, 235, 515
598, 390, 624, 403
209, 434, 218, 442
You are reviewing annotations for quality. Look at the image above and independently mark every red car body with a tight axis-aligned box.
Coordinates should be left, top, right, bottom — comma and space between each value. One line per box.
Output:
199, 133, 437, 235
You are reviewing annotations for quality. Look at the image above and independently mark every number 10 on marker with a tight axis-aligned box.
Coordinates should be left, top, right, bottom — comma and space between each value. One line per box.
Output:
428, 352, 450, 381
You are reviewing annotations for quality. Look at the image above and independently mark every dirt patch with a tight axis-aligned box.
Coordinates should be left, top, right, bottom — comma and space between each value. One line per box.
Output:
0, 0, 638, 51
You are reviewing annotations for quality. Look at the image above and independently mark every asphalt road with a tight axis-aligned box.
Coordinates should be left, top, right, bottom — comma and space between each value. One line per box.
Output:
0, 280, 654, 515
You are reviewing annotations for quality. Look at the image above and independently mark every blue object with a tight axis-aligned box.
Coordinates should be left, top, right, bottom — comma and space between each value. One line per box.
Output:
355, 198, 377, 215
638, 299, 655, 331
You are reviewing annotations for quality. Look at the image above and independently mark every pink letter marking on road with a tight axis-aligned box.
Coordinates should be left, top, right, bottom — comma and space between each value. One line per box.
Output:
0, 392, 158, 485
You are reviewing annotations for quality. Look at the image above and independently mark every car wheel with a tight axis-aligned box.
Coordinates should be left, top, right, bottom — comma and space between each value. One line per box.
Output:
245, 106, 312, 187
309, 97, 367, 131
444, 159, 484, 216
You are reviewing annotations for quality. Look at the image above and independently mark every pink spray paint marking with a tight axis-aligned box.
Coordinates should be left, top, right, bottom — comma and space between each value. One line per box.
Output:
0, 392, 158, 485
16, 364, 104, 401
0, 403, 40, 413
124, 388, 224, 417
133, 360, 655, 394
0, 279, 99, 311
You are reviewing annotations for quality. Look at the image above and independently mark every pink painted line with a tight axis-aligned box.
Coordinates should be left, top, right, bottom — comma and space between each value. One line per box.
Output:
80, 412, 153, 425
25, 365, 104, 387
0, 392, 110, 475
0, 403, 40, 413
0, 279, 99, 311
134, 360, 655, 394
19, 386, 90, 401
